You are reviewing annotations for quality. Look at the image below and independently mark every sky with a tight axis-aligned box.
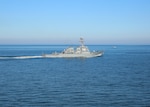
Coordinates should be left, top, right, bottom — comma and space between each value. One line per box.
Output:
0, 0, 150, 45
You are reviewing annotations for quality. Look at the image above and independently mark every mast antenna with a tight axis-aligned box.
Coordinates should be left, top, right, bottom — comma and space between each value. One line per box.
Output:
80, 37, 84, 46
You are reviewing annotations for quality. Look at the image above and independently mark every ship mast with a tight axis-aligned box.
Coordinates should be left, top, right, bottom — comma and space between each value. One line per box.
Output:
80, 38, 84, 46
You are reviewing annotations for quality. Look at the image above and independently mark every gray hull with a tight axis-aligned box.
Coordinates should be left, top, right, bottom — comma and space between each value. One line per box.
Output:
43, 51, 103, 58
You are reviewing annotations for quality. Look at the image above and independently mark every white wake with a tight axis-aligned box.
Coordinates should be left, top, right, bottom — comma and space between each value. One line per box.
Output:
0, 56, 43, 59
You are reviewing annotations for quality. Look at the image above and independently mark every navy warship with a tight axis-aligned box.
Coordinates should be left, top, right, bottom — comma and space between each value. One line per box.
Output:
43, 38, 103, 58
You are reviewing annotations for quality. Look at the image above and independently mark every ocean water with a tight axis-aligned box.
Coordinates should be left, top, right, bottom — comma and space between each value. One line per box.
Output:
0, 45, 150, 107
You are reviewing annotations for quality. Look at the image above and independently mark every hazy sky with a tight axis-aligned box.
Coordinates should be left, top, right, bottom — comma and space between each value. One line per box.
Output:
0, 0, 150, 45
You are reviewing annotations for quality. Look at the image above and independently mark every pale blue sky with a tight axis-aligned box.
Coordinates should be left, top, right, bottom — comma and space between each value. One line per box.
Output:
0, 0, 150, 44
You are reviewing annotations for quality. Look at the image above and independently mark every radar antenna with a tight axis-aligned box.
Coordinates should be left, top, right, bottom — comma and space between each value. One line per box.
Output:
80, 37, 84, 46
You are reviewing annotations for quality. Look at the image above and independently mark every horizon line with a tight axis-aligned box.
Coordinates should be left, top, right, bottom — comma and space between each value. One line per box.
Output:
0, 44, 150, 46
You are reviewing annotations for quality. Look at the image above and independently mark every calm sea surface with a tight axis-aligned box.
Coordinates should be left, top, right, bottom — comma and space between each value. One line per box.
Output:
0, 45, 150, 107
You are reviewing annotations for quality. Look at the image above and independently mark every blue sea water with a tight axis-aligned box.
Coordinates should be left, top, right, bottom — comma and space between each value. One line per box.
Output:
0, 45, 150, 107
